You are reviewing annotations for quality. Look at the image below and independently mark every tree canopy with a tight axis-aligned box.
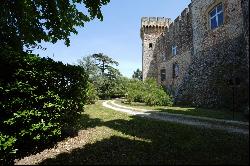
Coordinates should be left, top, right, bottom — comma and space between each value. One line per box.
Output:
0, 0, 110, 51
78, 53, 123, 99
92, 53, 119, 75
132, 68, 143, 80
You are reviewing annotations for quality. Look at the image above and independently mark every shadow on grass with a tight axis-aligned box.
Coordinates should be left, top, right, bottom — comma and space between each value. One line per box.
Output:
40, 136, 153, 165
39, 114, 249, 165
14, 114, 103, 164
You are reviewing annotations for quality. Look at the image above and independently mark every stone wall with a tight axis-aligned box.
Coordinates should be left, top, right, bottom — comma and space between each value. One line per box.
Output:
156, 5, 193, 97
176, 0, 249, 108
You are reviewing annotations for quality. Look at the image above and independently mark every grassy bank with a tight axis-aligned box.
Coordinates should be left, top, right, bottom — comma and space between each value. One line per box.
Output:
39, 101, 249, 165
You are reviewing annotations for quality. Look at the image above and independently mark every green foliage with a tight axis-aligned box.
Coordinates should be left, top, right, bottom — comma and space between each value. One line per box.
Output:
132, 69, 142, 80
0, 134, 17, 164
0, 48, 88, 164
0, 0, 110, 51
77, 55, 100, 79
92, 53, 119, 75
86, 82, 99, 104
125, 78, 173, 106
111, 77, 130, 98
93, 76, 114, 99
126, 79, 145, 103
78, 54, 123, 100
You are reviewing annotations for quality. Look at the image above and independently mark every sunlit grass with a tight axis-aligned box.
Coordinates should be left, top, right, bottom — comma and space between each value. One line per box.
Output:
114, 99, 248, 122
39, 101, 249, 165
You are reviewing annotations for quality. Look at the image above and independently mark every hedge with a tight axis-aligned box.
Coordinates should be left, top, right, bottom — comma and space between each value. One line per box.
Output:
0, 48, 88, 164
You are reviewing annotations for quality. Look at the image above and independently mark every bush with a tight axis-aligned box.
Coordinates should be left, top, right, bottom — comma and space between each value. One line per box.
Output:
125, 78, 173, 106
0, 48, 88, 164
0, 134, 17, 164
110, 77, 130, 98
86, 81, 99, 104
93, 76, 128, 100
125, 79, 145, 103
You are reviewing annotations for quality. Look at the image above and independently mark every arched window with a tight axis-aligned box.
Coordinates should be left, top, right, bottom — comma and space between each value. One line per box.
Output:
209, 3, 224, 30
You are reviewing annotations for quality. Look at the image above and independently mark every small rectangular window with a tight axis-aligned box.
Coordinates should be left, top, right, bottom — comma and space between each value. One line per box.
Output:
173, 63, 179, 78
149, 43, 153, 48
161, 54, 166, 61
172, 45, 177, 56
161, 69, 166, 81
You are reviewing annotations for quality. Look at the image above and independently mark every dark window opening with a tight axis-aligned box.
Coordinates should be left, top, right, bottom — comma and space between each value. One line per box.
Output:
161, 69, 166, 81
149, 43, 153, 48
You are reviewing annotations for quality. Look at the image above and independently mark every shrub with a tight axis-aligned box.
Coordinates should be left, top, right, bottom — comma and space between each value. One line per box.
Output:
125, 78, 173, 106
126, 79, 145, 103
86, 81, 99, 104
110, 77, 130, 98
0, 134, 17, 164
0, 48, 88, 164
93, 76, 128, 99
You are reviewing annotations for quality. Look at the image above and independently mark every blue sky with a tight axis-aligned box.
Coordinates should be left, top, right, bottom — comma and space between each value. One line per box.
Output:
34, 0, 191, 78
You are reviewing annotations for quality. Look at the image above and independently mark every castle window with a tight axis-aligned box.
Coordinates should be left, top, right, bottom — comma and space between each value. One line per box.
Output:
172, 45, 177, 56
161, 69, 166, 81
209, 3, 224, 30
149, 43, 153, 48
161, 54, 166, 61
173, 63, 179, 78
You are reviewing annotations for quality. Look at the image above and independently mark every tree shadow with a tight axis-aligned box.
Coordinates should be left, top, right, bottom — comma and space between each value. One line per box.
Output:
39, 136, 154, 165
38, 114, 249, 165
14, 113, 103, 163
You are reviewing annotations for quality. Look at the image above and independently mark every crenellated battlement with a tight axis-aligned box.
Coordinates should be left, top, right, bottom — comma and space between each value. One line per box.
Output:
141, 17, 172, 40
165, 5, 191, 34
141, 17, 171, 28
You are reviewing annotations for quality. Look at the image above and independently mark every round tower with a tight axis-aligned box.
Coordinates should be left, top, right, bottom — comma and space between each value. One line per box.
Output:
141, 17, 171, 81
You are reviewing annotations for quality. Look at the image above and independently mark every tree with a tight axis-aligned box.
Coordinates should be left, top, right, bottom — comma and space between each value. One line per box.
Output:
78, 53, 123, 99
92, 53, 119, 75
0, 0, 110, 52
132, 68, 143, 80
77, 55, 100, 80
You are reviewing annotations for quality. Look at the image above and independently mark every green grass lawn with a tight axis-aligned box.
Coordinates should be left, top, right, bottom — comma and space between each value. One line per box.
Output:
39, 101, 249, 165
115, 99, 249, 122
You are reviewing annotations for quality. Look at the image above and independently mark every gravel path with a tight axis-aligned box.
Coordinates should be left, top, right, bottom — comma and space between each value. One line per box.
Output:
103, 100, 249, 135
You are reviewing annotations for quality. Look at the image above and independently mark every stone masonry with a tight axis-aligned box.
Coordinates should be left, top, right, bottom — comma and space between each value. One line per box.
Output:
141, 0, 249, 109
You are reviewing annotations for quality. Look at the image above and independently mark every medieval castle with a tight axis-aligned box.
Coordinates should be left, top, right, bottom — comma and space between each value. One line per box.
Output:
141, 0, 249, 109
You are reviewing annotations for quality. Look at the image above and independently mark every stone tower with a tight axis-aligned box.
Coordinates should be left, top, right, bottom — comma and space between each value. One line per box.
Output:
140, 17, 171, 80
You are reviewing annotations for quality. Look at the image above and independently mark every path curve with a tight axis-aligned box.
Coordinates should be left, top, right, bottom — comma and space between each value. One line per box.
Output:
102, 100, 249, 135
